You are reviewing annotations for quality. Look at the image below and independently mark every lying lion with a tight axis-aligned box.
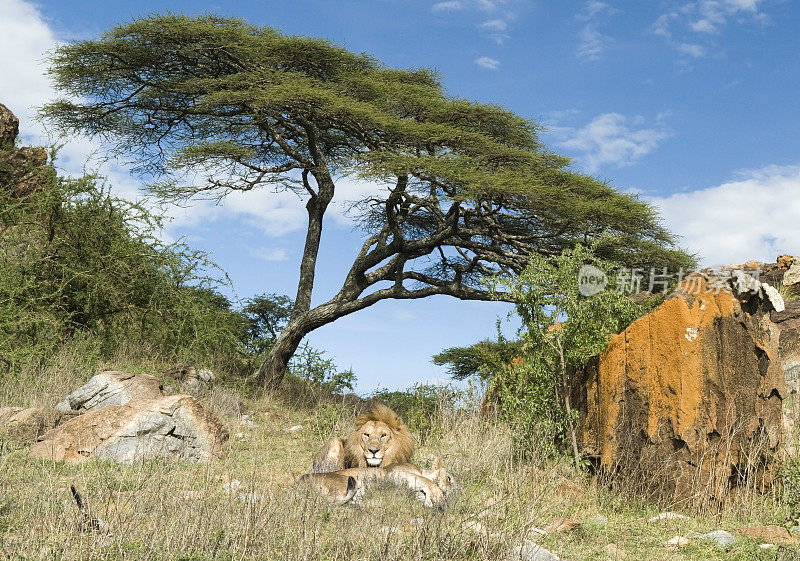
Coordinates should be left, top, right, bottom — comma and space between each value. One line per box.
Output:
299, 403, 455, 507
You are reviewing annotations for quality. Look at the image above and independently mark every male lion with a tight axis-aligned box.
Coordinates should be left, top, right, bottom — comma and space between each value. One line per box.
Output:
303, 404, 456, 508
311, 403, 414, 472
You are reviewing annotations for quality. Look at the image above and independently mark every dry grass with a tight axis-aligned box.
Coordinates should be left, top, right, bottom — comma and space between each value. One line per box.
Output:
1, 352, 799, 560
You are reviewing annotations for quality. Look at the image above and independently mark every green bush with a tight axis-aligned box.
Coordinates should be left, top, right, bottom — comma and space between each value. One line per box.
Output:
0, 167, 245, 371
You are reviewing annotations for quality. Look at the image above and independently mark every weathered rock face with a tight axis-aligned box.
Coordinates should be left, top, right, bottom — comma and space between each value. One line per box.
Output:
0, 102, 20, 146
0, 406, 79, 442
0, 102, 53, 198
573, 273, 785, 506
30, 395, 229, 463
55, 370, 163, 413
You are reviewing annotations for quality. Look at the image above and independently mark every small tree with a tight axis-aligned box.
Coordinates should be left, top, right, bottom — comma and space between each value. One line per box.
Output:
42, 15, 694, 387
240, 293, 293, 355
488, 243, 643, 464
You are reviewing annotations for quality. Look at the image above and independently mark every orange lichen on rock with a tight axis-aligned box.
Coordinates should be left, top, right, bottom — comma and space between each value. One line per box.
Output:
574, 273, 785, 505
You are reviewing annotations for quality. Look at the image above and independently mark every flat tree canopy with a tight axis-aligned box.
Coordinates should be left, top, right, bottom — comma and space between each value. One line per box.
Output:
42, 14, 694, 387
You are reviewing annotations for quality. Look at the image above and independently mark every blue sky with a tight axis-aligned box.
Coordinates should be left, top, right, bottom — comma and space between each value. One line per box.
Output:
2, 0, 799, 392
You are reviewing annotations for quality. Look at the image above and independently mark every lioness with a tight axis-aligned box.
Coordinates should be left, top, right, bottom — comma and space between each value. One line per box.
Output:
300, 458, 454, 507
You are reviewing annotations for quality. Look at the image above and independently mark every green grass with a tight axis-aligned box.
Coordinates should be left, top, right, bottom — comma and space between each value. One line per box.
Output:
1, 351, 799, 560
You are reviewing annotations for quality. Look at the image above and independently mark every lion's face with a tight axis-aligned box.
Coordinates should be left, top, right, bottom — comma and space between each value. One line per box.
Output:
359, 420, 393, 467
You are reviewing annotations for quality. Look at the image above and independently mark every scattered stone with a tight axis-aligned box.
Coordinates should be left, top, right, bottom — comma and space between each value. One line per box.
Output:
697, 530, 735, 549
164, 365, 216, 396
760, 543, 776, 550
511, 540, 562, 561
590, 515, 609, 526
648, 512, 691, 523
543, 518, 581, 533
234, 432, 249, 439
54, 371, 163, 413
604, 543, 626, 558
30, 395, 229, 463
285, 425, 303, 432
665, 536, 689, 548
737, 525, 798, 544
529, 527, 548, 537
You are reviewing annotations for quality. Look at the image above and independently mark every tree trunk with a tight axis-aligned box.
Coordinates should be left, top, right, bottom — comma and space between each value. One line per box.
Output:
257, 169, 334, 389
256, 317, 312, 389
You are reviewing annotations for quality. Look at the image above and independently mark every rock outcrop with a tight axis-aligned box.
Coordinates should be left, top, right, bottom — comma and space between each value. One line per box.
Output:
0, 102, 54, 199
55, 370, 164, 413
30, 395, 229, 463
573, 271, 785, 506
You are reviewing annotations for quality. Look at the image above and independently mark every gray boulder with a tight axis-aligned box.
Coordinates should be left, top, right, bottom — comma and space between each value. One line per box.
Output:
55, 371, 163, 413
510, 541, 562, 561
31, 395, 228, 463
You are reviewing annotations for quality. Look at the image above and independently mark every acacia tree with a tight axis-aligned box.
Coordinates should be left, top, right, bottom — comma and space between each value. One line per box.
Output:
42, 15, 694, 387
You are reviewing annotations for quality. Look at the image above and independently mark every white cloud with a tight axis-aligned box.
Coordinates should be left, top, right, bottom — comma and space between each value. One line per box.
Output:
480, 18, 508, 31
431, 0, 520, 43
577, 0, 613, 22
250, 247, 290, 262
576, 25, 607, 61
556, 113, 673, 173
678, 42, 707, 57
575, 0, 614, 61
650, 165, 800, 266
431, 1, 463, 11
475, 56, 500, 70
652, 0, 768, 57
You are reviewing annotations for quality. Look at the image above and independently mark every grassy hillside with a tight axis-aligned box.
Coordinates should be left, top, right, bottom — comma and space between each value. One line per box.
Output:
1, 349, 798, 561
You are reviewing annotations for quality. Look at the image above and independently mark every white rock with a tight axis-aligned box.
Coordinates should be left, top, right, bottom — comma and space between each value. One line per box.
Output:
648, 512, 690, 522
761, 282, 785, 312
785, 262, 800, 287
285, 425, 303, 432
511, 540, 562, 561
666, 536, 689, 547
697, 530, 735, 549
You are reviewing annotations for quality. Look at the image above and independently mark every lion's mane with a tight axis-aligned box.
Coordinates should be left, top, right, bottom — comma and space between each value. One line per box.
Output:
343, 403, 414, 468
